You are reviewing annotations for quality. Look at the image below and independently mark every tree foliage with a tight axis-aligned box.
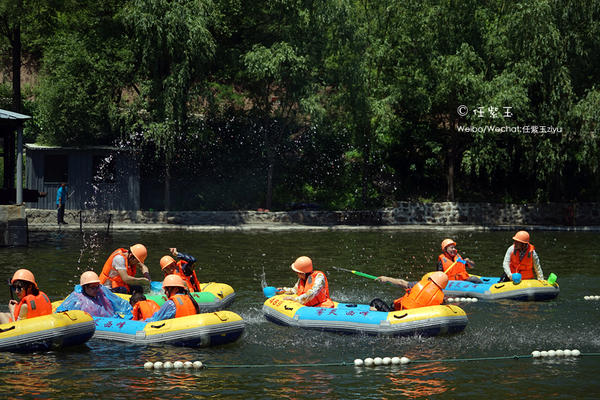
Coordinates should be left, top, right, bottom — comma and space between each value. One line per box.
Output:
4, 0, 600, 209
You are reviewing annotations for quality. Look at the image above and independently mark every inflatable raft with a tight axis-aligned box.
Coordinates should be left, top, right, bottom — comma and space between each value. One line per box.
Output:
263, 296, 467, 337
92, 311, 245, 347
444, 277, 559, 301
0, 310, 95, 353
145, 282, 236, 312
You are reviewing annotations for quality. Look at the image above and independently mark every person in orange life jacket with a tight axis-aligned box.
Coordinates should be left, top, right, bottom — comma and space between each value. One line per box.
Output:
437, 238, 482, 283
0, 269, 52, 324
56, 271, 133, 318
500, 230, 543, 281
129, 292, 160, 321
369, 271, 448, 312
145, 275, 200, 322
160, 247, 201, 292
99, 244, 151, 294
276, 256, 335, 308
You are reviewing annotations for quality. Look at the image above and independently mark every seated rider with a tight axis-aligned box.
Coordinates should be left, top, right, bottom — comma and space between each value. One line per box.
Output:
277, 256, 334, 308
145, 275, 200, 322
0, 269, 52, 324
99, 244, 151, 294
56, 271, 133, 318
501, 230, 544, 281
159, 247, 201, 292
129, 292, 160, 321
437, 238, 482, 283
370, 271, 448, 312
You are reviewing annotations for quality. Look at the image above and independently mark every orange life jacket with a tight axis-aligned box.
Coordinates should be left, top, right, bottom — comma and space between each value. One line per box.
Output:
176, 260, 201, 292
13, 292, 52, 321
438, 252, 469, 281
296, 270, 334, 308
509, 244, 536, 279
132, 299, 161, 321
393, 278, 444, 310
171, 294, 198, 318
99, 248, 136, 292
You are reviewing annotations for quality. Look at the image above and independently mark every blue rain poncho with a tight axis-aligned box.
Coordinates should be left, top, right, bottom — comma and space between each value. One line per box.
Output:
56, 285, 133, 319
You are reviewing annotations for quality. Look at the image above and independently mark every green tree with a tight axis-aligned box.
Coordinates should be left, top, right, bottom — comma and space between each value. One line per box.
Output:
120, 0, 216, 209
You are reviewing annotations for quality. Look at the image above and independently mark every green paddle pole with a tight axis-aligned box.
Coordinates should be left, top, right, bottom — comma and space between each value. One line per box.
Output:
332, 266, 378, 280
350, 270, 378, 280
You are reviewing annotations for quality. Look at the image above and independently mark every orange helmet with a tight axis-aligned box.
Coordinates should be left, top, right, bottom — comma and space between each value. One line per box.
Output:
130, 244, 147, 264
512, 231, 530, 244
441, 238, 456, 251
291, 256, 313, 274
11, 269, 37, 288
160, 255, 176, 271
162, 274, 186, 289
80, 271, 100, 286
428, 271, 449, 289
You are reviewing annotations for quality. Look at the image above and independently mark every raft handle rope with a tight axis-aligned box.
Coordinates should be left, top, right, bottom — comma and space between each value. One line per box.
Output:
61, 311, 78, 321
150, 323, 166, 329
0, 325, 15, 333
213, 312, 228, 322
393, 313, 408, 319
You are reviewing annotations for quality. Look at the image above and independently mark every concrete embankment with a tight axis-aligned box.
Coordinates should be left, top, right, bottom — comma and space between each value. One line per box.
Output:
24, 201, 600, 232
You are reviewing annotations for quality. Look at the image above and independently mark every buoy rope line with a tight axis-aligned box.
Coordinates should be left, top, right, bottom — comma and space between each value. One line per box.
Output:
1, 352, 598, 374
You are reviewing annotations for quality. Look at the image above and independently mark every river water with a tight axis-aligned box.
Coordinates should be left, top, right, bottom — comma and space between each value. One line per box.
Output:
1, 229, 599, 399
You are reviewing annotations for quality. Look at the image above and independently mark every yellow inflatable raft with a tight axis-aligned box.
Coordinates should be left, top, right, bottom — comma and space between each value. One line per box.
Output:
0, 310, 95, 353
92, 310, 245, 347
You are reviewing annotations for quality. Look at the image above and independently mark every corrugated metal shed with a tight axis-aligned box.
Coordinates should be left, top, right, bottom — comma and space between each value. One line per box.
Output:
25, 144, 140, 211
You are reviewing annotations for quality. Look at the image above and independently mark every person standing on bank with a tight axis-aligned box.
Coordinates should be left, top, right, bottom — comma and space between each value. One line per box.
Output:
502, 230, 544, 281
56, 182, 68, 225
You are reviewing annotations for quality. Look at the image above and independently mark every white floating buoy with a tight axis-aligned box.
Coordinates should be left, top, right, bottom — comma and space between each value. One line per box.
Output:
400, 357, 411, 364
184, 361, 193, 368
540, 351, 548, 357
531, 351, 541, 358
447, 298, 454, 302
584, 296, 590, 300
391, 357, 401, 365
564, 350, 572, 356
354, 358, 364, 367
472, 298, 478, 302
373, 357, 383, 366
144, 362, 154, 369
364, 358, 374, 367
193, 361, 203, 369
556, 350, 564, 356
460, 297, 467, 302
382, 357, 391, 365
163, 361, 173, 369
547, 350, 556, 357
572, 349, 581, 356
174, 361, 184, 368
153, 361, 163, 369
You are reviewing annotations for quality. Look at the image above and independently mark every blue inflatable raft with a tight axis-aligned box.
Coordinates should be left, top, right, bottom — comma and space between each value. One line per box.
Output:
263, 296, 467, 337
444, 277, 559, 301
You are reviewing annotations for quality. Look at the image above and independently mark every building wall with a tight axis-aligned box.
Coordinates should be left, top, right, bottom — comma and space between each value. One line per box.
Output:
25, 147, 140, 211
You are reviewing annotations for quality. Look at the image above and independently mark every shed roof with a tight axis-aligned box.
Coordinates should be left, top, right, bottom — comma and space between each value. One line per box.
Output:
0, 109, 31, 120
25, 144, 133, 152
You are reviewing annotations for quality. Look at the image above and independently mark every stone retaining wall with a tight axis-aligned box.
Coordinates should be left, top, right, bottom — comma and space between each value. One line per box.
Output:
24, 202, 599, 227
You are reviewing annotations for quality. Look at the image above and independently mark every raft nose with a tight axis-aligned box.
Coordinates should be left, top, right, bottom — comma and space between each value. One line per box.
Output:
263, 286, 277, 298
